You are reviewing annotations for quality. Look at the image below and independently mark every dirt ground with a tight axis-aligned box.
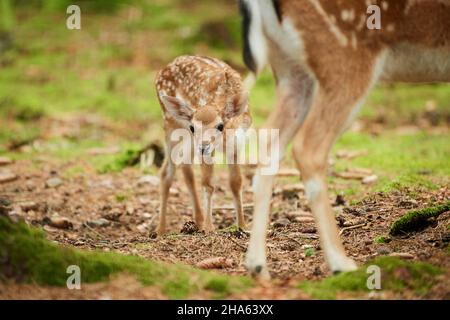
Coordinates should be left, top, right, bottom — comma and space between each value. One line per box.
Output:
1, 157, 449, 299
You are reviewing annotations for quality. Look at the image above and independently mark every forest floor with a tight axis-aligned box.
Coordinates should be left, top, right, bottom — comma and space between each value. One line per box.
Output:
1, 0, 449, 299
1, 152, 449, 299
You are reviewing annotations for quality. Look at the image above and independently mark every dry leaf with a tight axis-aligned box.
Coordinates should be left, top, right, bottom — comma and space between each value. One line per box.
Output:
336, 149, 368, 159
277, 168, 300, 177
362, 175, 378, 184
0, 171, 18, 184
196, 257, 234, 269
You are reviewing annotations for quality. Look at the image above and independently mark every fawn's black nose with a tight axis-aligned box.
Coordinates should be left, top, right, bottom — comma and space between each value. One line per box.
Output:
200, 144, 211, 155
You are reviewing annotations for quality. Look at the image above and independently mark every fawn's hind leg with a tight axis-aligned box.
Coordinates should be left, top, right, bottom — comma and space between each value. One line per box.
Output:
228, 163, 245, 229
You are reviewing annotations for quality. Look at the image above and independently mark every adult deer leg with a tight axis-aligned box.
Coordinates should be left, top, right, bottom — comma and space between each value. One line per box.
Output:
293, 58, 381, 273
245, 70, 315, 280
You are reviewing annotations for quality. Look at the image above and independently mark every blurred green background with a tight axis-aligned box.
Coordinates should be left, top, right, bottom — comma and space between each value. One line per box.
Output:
0, 0, 449, 197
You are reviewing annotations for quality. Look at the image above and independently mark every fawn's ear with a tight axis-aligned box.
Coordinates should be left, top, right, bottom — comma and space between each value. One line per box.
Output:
224, 92, 248, 120
160, 95, 194, 122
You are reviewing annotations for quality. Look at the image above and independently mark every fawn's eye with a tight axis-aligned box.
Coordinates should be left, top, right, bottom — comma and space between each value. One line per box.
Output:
189, 125, 195, 133
217, 123, 224, 132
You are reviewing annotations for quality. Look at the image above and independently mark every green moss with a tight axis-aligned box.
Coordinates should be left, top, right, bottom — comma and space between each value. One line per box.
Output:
304, 248, 315, 257
115, 193, 127, 203
298, 257, 442, 299
390, 201, 450, 236
333, 131, 449, 196
375, 236, 388, 244
0, 217, 252, 298
205, 278, 231, 298
98, 145, 142, 173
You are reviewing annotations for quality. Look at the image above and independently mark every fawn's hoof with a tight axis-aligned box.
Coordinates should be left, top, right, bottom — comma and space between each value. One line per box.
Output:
202, 222, 215, 233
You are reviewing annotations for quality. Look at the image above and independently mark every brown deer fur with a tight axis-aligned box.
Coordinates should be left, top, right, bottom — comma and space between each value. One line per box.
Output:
241, 0, 450, 279
155, 56, 252, 235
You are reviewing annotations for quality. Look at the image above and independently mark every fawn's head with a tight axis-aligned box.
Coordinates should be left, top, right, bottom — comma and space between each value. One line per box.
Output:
157, 56, 248, 156
160, 91, 247, 156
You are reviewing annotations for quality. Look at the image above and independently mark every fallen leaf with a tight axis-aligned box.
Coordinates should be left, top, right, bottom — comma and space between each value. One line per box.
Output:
46, 177, 63, 188
0, 156, 13, 166
0, 171, 18, 184
362, 175, 378, 184
196, 257, 234, 269
389, 252, 415, 260
277, 168, 300, 177
336, 149, 368, 160
48, 216, 73, 229
137, 175, 160, 187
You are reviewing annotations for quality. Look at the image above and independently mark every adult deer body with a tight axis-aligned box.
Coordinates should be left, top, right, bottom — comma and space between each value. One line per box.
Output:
155, 55, 251, 235
240, 0, 450, 278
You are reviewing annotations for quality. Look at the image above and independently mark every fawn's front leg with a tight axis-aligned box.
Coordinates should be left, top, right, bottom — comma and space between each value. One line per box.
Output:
181, 164, 204, 229
158, 156, 176, 236
201, 163, 215, 232
228, 163, 246, 229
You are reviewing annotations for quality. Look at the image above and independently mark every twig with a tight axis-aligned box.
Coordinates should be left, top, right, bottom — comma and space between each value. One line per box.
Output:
82, 222, 106, 240
283, 235, 303, 247
339, 223, 366, 236
226, 236, 247, 251
212, 203, 254, 212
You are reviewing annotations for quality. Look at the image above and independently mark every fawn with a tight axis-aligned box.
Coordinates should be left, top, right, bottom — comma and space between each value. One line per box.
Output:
155, 55, 252, 235
240, 0, 450, 279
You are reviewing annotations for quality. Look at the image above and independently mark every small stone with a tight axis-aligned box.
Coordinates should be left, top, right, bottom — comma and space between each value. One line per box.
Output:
362, 175, 378, 184
377, 246, 392, 255
126, 204, 135, 214
142, 212, 152, 219
102, 210, 122, 222
0, 156, 13, 166
301, 244, 314, 249
277, 168, 300, 177
87, 218, 111, 228
0, 171, 18, 184
136, 223, 148, 234
273, 218, 290, 228
286, 210, 312, 219
137, 175, 160, 187
389, 252, 415, 260
8, 211, 23, 223
19, 201, 39, 212
46, 177, 63, 188
294, 217, 315, 223
48, 216, 73, 229
169, 188, 179, 196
